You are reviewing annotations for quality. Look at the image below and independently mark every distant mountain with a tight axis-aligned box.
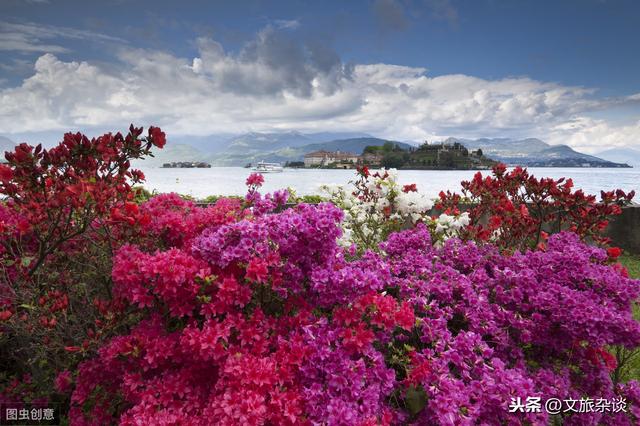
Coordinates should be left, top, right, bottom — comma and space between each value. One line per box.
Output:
596, 147, 640, 168
445, 137, 630, 167
169, 134, 236, 154
297, 137, 412, 154
205, 132, 400, 166
132, 143, 204, 167
303, 131, 374, 143
0, 136, 16, 153
0, 136, 16, 162
207, 136, 410, 166
223, 131, 314, 154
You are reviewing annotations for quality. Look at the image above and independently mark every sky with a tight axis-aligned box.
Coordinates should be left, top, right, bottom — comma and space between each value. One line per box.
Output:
0, 0, 639, 152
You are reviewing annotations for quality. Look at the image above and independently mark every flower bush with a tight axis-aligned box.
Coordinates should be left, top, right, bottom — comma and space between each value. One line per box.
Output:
0, 126, 167, 410
2, 131, 639, 426
320, 167, 470, 251
67, 173, 640, 425
437, 164, 635, 252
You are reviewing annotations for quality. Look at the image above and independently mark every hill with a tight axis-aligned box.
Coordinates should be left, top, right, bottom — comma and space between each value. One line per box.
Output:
132, 143, 204, 167
0, 136, 16, 163
208, 135, 408, 166
596, 147, 640, 168
448, 137, 630, 167
1, 136, 16, 153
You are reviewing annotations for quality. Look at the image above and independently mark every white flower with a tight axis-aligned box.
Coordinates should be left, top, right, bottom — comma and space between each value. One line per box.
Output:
437, 214, 454, 225
458, 212, 471, 226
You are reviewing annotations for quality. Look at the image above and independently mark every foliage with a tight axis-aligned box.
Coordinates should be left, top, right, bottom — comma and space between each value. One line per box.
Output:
0, 126, 171, 416
198, 194, 244, 204
437, 163, 635, 252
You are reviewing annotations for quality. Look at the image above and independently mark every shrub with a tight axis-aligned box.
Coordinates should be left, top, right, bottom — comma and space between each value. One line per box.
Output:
69, 179, 640, 425
0, 125, 166, 411
437, 164, 635, 252
3, 137, 639, 425
320, 167, 469, 252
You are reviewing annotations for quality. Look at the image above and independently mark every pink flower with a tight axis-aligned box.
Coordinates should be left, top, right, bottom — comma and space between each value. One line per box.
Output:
246, 258, 269, 283
246, 173, 265, 187
54, 370, 73, 394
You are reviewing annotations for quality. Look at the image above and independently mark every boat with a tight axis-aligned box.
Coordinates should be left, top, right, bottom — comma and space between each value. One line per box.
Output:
252, 161, 284, 173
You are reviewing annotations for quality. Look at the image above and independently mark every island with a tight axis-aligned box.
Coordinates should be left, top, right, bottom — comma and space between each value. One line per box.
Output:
161, 161, 211, 168
302, 141, 497, 170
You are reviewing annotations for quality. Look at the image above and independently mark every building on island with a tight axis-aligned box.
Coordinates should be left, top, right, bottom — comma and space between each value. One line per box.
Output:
303, 150, 360, 168
361, 152, 384, 167
161, 161, 211, 168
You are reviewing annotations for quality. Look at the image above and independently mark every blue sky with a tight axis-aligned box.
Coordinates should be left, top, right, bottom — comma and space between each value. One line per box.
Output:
0, 0, 639, 151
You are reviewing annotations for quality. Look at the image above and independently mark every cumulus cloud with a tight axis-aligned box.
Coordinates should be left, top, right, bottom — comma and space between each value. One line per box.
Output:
0, 25, 638, 152
190, 26, 352, 98
547, 117, 640, 153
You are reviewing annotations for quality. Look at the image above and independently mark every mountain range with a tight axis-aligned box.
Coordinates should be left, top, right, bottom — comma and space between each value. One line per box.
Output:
135, 132, 407, 167
1, 132, 635, 168
444, 137, 631, 168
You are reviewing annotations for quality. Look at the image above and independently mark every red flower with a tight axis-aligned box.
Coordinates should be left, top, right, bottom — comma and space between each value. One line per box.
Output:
0, 310, 13, 321
600, 350, 617, 371
0, 164, 13, 181
148, 126, 166, 148
246, 258, 269, 283
124, 201, 139, 216
341, 323, 375, 352
489, 215, 502, 228
607, 247, 622, 259
587, 347, 617, 371
402, 183, 417, 193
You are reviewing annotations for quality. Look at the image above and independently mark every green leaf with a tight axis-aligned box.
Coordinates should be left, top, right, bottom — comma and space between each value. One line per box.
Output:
405, 385, 427, 415
21, 256, 34, 267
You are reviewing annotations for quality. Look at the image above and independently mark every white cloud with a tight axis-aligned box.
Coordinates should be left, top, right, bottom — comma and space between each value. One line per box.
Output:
547, 117, 640, 153
0, 21, 125, 53
0, 26, 639, 152
274, 19, 300, 30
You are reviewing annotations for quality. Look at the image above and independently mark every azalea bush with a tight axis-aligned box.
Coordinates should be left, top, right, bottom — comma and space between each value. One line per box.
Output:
0, 126, 169, 407
0, 126, 240, 415
437, 164, 635, 252
2, 129, 639, 426
62, 173, 639, 425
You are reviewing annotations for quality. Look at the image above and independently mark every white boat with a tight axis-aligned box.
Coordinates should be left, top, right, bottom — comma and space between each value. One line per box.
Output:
252, 161, 284, 173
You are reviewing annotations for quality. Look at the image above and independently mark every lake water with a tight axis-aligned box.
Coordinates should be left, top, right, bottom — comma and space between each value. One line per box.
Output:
137, 167, 640, 199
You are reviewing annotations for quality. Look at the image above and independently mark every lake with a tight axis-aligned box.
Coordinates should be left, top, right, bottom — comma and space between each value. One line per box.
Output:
137, 167, 640, 199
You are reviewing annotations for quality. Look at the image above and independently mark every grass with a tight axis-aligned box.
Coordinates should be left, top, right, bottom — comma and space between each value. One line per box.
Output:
620, 253, 640, 279
612, 252, 640, 384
